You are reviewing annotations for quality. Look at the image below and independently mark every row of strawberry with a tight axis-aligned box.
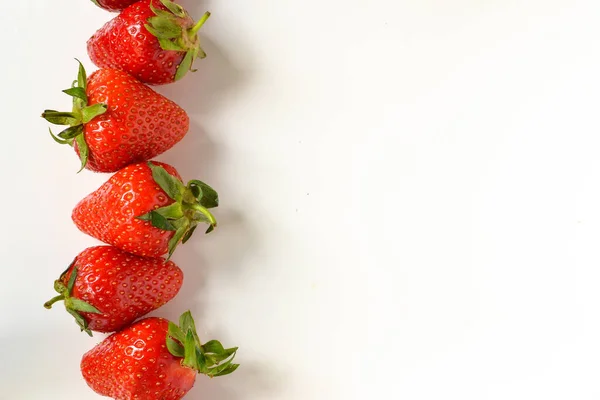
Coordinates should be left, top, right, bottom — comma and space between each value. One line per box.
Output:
43, 1, 238, 399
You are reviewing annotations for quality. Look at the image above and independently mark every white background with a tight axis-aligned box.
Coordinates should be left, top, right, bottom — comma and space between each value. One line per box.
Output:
1, 0, 600, 399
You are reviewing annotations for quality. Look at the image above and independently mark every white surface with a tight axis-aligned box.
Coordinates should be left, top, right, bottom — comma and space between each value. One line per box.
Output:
1, 0, 600, 399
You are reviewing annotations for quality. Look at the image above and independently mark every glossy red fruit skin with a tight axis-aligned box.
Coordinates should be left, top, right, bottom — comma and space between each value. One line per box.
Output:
94, 0, 138, 11
63, 246, 183, 332
79, 69, 189, 172
82, 317, 197, 400
88, 0, 191, 85
72, 161, 180, 257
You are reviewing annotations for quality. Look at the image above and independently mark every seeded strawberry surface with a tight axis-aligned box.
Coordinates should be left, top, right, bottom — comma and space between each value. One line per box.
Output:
93, 0, 138, 11
88, 0, 189, 85
72, 162, 180, 257
60, 246, 183, 332
80, 69, 189, 172
80, 311, 239, 399
72, 160, 219, 258
81, 317, 197, 400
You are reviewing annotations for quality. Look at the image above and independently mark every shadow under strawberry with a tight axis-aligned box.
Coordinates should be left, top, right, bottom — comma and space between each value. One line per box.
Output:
156, 35, 251, 116
147, 3, 277, 400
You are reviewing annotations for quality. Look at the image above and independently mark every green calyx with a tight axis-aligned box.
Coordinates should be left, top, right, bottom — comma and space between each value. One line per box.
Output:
43, 261, 101, 337
145, 0, 210, 81
167, 311, 239, 377
137, 162, 219, 259
42, 60, 107, 172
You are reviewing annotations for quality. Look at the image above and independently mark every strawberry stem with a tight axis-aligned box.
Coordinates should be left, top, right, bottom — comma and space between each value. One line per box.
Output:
189, 204, 217, 231
44, 295, 65, 309
44, 265, 101, 336
190, 12, 211, 36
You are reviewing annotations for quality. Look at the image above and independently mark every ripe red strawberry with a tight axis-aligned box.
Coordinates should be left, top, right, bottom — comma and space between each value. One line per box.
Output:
91, 0, 137, 11
44, 246, 183, 335
88, 0, 210, 85
81, 311, 239, 400
72, 161, 218, 258
42, 61, 189, 172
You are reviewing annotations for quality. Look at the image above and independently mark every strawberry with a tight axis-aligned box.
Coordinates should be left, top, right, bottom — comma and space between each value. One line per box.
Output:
88, 0, 210, 85
72, 161, 218, 258
81, 311, 239, 400
91, 0, 138, 11
44, 246, 183, 335
42, 61, 189, 172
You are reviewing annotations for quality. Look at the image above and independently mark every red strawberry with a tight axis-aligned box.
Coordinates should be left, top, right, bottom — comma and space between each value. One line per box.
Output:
81, 311, 239, 400
91, 0, 137, 11
72, 161, 218, 258
44, 246, 183, 335
88, 0, 210, 85
42, 61, 189, 172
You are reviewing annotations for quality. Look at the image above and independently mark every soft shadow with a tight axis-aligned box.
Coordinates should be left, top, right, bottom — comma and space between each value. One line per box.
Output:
186, 377, 237, 400
153, 176, 261, 326
149, 241, 210, 322
156, 34, 249, 117
158, 121, 218, 181
203, 207, 260, 275
186, 364, 283, 400
153, 4, 279, 400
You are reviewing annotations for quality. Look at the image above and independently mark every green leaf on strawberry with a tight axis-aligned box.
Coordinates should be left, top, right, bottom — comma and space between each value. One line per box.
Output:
150, 161, 186, 201
144, 1, 210, 82
81, 311, 239, 398
188, 179, 219, 208
159, 0, 186, 18
75, 135, 89, 173
168, 321, 185, 342
41, 60, 107, 172
166, 311, 240, 378
44, 264, 101, 337
181, 225, 198, 244
137, 162, 218, 259
43, 110, 78, 125
58, 125, 84, 140
62, 87, 87, 102
167, 336, 185, 357
81, 104, 108, 123
77, 58, 87, 88
49, 128, 70, 145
